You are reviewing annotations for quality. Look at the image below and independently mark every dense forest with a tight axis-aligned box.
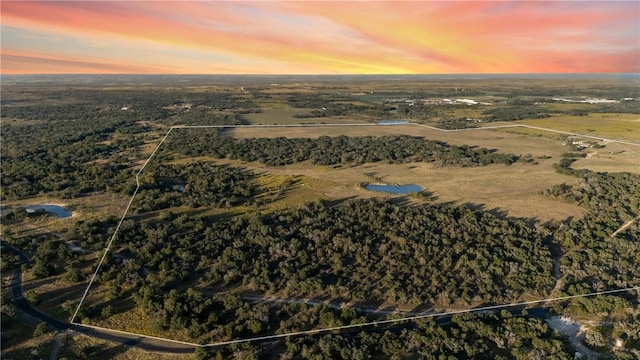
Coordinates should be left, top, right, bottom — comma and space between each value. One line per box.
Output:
85, 146, 639, 356
162, 130, 521, 167
0, 88, 262, 199
106, 197, 556, 306
197, 311, 572, 360
547, 168, 640, 293
133, 162, 257, 212
0, 103, 141, 198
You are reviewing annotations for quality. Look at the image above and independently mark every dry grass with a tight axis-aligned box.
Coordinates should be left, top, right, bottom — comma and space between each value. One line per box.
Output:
447, 107, 487, 119
231, 123, 639, 174
0, 326, 57, 360
519, 113, 640, 141
573, 142, 640, 173
231, 124, 569, 158
494, 126, 566, 140
242, 107, 313, 124
92, 306, 193, 343
59, 333, 192, 360
21, 275, 87, 322
1, 192, 131, 237
213, 157, 584, 222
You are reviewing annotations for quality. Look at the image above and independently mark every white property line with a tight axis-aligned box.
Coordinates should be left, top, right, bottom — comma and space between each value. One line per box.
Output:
411, 123, 640, 147
72, 322, 201, 348
200, 286, 640, 347
69, 286, 639, 349
71, 128, 175, 323
70, 121, 639, 345
173, 123, 378, 128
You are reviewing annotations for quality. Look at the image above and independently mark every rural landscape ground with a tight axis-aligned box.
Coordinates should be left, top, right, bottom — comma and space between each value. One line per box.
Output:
1, 74, 639, 359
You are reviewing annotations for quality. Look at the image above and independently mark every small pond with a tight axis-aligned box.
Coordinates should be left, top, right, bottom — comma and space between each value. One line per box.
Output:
26, 205, 73, 218
365, 184, 422, 194
378, 119, 410, 125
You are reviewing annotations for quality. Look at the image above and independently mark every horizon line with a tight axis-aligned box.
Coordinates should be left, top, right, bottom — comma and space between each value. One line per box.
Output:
3, 72, 640, 76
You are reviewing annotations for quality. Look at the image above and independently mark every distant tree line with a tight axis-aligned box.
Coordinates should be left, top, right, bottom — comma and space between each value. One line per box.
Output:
0, 87, 264, 199
482, 106, 551, 122
292, 103, 370, 118
437, 117, 479, 130
395, 102, 450, 122
285, 93, 394, 120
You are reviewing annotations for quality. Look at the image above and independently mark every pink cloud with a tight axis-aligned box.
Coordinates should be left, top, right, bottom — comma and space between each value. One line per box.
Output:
2, 1, 638, 74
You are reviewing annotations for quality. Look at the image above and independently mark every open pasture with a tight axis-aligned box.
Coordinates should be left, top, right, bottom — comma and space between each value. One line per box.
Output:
231, 124, 568, 158
231, 123, 640, 174
211, 155, 584, 223
518, 113, 640, 141
573, 142, 640, 173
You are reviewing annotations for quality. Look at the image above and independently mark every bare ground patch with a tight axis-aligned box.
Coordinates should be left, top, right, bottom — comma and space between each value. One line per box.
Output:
573, 142, 640, 173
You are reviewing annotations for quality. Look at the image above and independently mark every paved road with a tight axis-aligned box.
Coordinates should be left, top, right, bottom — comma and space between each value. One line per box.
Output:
2, 241, 70, 331
70, 326, 196, 354
1, 241, 197, 354
3, 240, 637, 353
2, 238, 548, 352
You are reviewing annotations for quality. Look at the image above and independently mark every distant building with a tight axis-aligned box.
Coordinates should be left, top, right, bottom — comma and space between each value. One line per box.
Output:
455, 99, 478, 105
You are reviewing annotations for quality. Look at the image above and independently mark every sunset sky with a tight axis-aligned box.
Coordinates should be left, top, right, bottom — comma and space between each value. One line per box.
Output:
2, 1, 638, 74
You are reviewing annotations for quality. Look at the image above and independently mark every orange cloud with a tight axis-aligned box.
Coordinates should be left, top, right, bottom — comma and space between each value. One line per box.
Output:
1, 49, 173, 74
1, 1, 638, 74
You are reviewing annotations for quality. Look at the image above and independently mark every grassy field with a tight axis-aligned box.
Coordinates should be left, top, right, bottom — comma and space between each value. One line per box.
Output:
518, 113, 640, 141
231, 123, 640, 174
0, 192, 130, 238
241, 106, 371, 125
21, 272, 90, 322
231, 123, 567, 156
493, 125, 566, 140
216, 121, 639, 220
487, 130, 639, 173
573, 141, 640, 173
209, 156, 584, 222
